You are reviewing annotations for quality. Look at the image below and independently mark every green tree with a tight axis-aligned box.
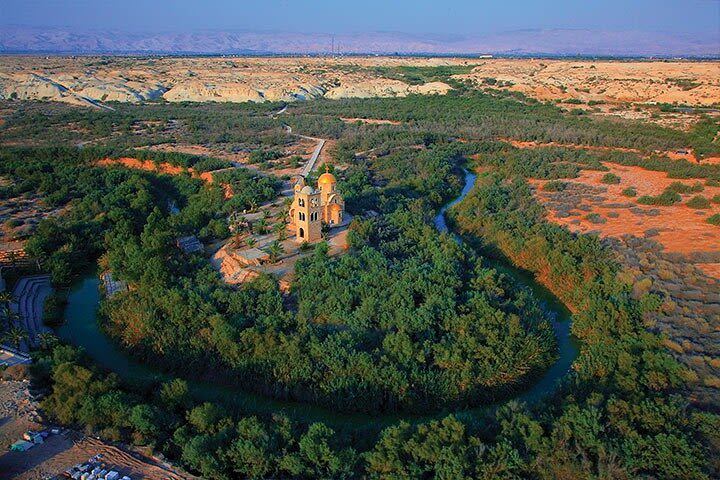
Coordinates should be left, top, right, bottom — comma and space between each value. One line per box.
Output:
266, 240, 285, 263
38, 331, 58, 350
3, 326, 28, 350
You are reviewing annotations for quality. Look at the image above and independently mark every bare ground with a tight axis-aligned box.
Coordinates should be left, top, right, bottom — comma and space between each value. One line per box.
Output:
0, 380, 195, 480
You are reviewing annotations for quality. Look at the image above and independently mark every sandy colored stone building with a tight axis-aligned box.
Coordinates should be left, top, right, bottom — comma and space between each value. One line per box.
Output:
289, 169, 345, 242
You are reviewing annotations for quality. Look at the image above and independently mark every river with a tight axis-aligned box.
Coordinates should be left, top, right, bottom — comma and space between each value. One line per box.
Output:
57, 169, 578, 428
435, 170, 578, 405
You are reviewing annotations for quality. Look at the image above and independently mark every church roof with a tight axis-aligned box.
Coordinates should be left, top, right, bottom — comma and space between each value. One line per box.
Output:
318, 172, 337, 185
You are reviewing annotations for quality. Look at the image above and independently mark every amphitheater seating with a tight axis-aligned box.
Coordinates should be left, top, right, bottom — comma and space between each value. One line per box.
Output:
10, 275, 52, 351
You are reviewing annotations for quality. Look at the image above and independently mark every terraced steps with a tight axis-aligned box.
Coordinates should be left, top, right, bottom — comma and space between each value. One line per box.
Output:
10, 274, 52, 351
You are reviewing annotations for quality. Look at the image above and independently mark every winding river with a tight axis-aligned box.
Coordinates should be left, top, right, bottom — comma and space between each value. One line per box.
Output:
57, 169, 578, 429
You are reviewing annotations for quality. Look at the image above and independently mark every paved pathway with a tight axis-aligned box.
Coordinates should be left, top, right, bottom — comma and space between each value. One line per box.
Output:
301, 138, 326, 177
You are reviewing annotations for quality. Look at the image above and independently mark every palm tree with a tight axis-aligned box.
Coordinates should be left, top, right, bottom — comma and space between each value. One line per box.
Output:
2, 307, 21, 330
0, 292, 15, 328
7, 251, 18, 270
273, 222, 286, 236
275, 208, 288, 220
266, 241, 285, 263
38, 331, 58, 350
4, 326, 28, 350
0, 291, 15, 308
246, 237, 257, 248
255, 218, 268, 235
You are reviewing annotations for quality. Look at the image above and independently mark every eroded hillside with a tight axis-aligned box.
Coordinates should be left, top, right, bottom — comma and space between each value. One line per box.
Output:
1, 57, 718, 128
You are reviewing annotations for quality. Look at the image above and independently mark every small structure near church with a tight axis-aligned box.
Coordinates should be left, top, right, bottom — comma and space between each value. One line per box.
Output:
288, 168, 345, 243
236, 247, 270, 266
176, 235, 203, 254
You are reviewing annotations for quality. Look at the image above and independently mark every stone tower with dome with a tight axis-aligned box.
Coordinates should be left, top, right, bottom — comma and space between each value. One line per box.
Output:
289, 167, 345, 243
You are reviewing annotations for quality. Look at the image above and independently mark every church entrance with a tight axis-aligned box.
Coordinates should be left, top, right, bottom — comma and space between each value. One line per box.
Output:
299, 227, 305, 238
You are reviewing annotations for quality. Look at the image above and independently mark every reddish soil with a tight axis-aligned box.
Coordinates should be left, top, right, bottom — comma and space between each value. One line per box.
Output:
504, 138, 720, 164
530, 163, 720, 277
140, 143, 248, 164
696, 263, 720, 278
97, 157, 194, 177
504, 138, 641, 155
666, 151, 720, 165
141, 142, 313, 177
97, 157, 240, 200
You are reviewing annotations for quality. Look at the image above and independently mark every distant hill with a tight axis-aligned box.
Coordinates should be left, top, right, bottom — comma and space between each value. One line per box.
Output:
1, 26, 718, 57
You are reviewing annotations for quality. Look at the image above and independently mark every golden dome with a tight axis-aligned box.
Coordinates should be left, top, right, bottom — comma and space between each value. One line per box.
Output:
318, 172, 337, 185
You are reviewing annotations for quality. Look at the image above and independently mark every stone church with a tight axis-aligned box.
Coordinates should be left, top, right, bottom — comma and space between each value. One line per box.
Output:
288, 168, 345, 243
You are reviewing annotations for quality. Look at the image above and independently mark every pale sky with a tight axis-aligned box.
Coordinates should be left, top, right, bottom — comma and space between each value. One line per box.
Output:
2, 0, 719, 35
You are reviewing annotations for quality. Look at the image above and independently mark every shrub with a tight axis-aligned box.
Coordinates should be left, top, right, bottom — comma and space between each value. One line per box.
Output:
622, 187, 637, 197
666, 181, 693, 194
707, 214, 720, 226
706, 179, 720, 187
711, 195, 720, 204
43, 291, 68, 327
601, 173, 621, 184
249, 149, 283, 164
543, 180, 567, 192
691, 182, 704, 192
686, 195, 711, 209
585, 213, 606, 224
5, 218, 23, 228
637, 190, 681, 206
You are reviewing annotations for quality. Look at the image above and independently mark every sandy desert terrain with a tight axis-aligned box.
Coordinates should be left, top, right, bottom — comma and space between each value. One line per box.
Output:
0, 56, 717, 126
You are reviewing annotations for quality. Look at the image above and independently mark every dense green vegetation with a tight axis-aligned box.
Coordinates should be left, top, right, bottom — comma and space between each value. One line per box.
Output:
0, 146, 279, 284
290, 92, 720, 157
2, 89, 718, 478
331, 64, 477, 86
448, 163, 715, 480
0, 140, 556, 414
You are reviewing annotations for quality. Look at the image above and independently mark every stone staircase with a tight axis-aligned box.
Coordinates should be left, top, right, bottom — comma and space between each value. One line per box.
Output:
10, 275, 52, 351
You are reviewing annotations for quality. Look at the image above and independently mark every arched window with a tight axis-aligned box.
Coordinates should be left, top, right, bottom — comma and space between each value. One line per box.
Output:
299, 212, 305, 221
298, 198, 305, 207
